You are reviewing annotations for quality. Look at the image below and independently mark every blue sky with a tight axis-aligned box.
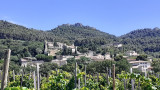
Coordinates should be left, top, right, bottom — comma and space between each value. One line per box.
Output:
0, 0, 160, 36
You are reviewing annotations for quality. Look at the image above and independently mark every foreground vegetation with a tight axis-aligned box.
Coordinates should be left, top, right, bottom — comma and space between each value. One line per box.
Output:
3, 68, 160, 90
0, 57, 159, 90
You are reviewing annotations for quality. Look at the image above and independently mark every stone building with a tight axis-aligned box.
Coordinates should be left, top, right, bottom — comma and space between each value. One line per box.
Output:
20, 57, 44, 67
129, 60, 152, 72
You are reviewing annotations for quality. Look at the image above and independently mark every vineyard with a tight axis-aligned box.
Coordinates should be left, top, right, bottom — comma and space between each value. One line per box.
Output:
1, 50, 160, 90
2, 66, 160, 90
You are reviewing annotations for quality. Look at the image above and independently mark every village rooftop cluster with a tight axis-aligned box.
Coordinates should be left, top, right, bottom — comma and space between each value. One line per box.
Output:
20, 41, 152, 73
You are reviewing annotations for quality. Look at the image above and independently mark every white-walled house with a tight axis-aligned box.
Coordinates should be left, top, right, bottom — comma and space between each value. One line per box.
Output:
129, 60, 152, 72
47, 42, 54, 49
20, 57, 44, 67
88, 54, 111, 61
46, 41, 78, 56
51, 59, 67, 66
126, 51, 139, 56
113, 43, 123, 48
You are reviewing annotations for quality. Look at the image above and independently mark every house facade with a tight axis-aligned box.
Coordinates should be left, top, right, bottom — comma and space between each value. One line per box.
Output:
113, 43, 123, 48
126, 51, 139, 56
20, 57, 44, 67
51, 59, 67, 66
129, 60, 152, 72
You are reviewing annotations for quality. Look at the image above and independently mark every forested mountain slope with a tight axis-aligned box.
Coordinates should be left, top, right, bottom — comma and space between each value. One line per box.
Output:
49, 23, 117, 41
0, 20, 56, 41
48, 23, 118, 46
121, 28, 160, 53
2, 20, 160, 55
0, 20, 118, 44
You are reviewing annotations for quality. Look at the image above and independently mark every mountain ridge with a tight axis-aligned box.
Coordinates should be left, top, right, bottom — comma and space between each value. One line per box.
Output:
1, 20, 160, 55
121, 28, 160, 55
49, 22, 117, 41
121, 27, 160, 38
0, 20, 117, 43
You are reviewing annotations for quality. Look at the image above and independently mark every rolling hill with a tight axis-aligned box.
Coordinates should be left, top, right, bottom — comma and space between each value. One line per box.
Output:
0, 20, 117, 44
121, 27, 160, 54
2, 20, 160, 55
0, 20, 55, 41
49, 23, 117, 41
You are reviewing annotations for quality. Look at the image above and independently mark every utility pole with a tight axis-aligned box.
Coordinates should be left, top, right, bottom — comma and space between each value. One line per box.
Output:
0, 70, 2, 81
112, 64, 115, 90
33, 71, 36, 90
75, 62, 77, 88
130, 68, 134, 90
37, 64, 40, 90
106, 67, 109, 85
1, 49, 11, 90
78, 70, 80, 89
84, 65, 87, 86
20, 69, 24, 87
13, 70, 15, 81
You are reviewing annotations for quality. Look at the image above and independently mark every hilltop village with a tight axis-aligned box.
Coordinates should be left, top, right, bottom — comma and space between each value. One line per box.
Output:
20, 41, 153, 73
